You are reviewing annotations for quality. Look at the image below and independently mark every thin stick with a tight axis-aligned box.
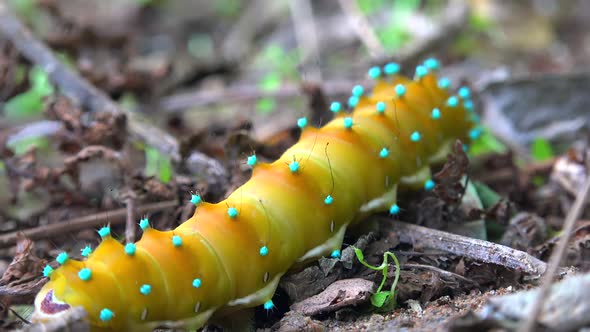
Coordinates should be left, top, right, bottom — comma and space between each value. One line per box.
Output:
289, 0, 322, 83
0, 3, 180, 161
337, 0, 385, 59
518, 174, 590, 332
124, 195, 136, 244
0, 200, 178, 248
387, 220, 548, 276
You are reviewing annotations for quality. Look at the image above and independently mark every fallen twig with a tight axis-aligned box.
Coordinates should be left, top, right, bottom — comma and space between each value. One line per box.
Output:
338, 0, 385, 59
403, 263, 480, 288
289, 0, 322, 83
160, 80, 366, 113
386, 220, 548, 277
0, 200, 178, 248
0, 4, 180, 161
518, 173, 590, 332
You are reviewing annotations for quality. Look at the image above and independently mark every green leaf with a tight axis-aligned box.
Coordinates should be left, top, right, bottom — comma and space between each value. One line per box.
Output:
370, 291, 390, 308
157, 155, 173, 183
353, 247, 365, 261
4, 66, 54, 120
258, 72, 281, 92
4, 91, 45, 120
472, 181, 501, 209
356, 0, 387, 15
530, 137, 554, 161
256, 97, 276, 114
468, 128, 507, 156
214, 0, 241, 17
144, 147, 173, 183
7, 136, 50, 155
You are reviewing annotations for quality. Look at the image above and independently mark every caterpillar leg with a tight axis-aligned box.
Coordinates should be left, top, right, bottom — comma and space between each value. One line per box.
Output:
359, 184, 397, 216
400, 166, 433, 190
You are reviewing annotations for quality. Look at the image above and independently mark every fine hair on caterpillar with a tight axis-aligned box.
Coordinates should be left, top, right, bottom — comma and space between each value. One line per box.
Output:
33, 58, 480, 331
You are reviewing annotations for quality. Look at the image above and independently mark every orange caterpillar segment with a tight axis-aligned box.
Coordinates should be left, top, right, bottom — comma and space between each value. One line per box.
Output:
33, 58, 479, 331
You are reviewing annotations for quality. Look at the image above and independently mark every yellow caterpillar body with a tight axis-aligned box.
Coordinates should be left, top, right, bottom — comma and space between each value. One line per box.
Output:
33, 58, 477, 331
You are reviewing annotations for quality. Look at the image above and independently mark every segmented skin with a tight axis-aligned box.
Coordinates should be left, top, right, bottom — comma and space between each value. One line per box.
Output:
33, 59, 478, 331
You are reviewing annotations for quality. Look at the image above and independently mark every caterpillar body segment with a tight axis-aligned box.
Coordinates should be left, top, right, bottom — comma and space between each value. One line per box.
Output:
33, 59, 477, 331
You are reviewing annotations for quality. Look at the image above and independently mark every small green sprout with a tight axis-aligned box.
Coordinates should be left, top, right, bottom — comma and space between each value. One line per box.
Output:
352, 246, 400, 310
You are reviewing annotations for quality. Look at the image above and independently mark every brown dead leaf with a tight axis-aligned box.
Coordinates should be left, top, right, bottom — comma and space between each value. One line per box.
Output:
433, 140, 470, 205
0, 234, 46, 303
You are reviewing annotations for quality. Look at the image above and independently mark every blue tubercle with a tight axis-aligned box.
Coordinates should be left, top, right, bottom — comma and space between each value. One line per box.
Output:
247, 155, 257, 167
259, 246, 269, 256
463, 144, 469, 152
410, 131, 421, 142
172, 235, 182, 247
438, 77, 451, 89
447, 96, 458, 107
458, 86, 471, 99
343, 117, 353, 129
227, 207, 238, 219
330, 250, 341, 258
423, 58, 440, 70
263, 300, 275, 311
384, 62, 400, 75
139, 218, 150, 230
297, 117, 308, 129
395, 84, 406, 97
140, 284, 152, 295
99, 308, 114, 322
330, 102, 342, 113
431, 108, 441, 120
424, 179, 435, 191
56, 252, 68, 265
98, 226, 110, 238
463, 100, 474, 111
324, 195, 334, 205
190, 194, 201, 205
43, 265, 53, 277
469, 127, 482, 140
379, 147, 389, 158
352, 85, 364, 97
376, 101, 386, 114
289, 160, 299, 173
415, 65, 428, 78
348, 96, 359, 108
78, 268, 92, 281
125, 243, 136, 256
81, 246, 92, 257
389, 204, 400, 215
192, 278, 202, 288
368, 66, 381, 79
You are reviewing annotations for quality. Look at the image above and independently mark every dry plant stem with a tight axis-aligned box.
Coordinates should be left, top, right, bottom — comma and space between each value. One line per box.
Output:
518, 174, 590, 332
161, 79, 368, 112
337, 0, 385, 59
289, 0, 322, 83
0, 4, 180, 161
124, 196, 136, 244
387, 220, 548, 276
0, 200, 178, 248
403, 263, 480, 287
221, 0, 288, 61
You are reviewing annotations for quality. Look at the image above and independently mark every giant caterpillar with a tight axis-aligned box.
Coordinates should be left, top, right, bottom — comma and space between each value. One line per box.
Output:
32, 58, 479, 331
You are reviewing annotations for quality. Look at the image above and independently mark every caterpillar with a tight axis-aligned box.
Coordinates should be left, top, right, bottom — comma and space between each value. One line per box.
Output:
32, 58, 479, 331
